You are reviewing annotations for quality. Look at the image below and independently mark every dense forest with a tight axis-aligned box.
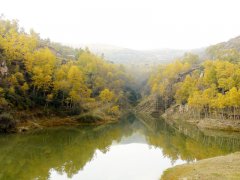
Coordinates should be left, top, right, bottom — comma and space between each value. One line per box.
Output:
148, 43, 240, 120
0, 18, 140, 131
2, 16, 240, 133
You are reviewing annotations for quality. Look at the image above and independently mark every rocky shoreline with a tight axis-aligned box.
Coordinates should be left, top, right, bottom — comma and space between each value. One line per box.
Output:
162, 105, 240, 132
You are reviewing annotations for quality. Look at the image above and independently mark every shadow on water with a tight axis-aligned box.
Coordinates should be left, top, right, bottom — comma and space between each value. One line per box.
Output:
1, 113, 240, 179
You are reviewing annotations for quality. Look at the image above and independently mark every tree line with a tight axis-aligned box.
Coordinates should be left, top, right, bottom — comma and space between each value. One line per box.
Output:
149, 48, 240, 120
0, 17, 137, 118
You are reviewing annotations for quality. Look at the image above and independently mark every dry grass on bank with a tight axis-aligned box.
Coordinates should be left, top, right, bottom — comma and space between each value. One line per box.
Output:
161, 152, 240, 180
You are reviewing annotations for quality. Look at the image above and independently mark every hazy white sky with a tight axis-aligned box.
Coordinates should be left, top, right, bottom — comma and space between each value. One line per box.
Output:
1, 0, 240, 50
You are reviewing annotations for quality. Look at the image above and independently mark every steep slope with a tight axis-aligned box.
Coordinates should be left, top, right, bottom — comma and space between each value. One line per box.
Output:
212, 36, 240, 51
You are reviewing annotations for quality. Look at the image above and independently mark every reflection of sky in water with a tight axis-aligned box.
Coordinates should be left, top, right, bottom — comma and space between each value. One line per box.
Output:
0, 115, 240, 180
1, 115, 238, 179
50, 133, 186, 180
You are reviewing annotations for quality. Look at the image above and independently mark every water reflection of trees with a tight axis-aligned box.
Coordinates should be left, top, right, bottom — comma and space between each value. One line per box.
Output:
0, 118, 135, 180
144, 116, 240, 162
1, 114, 240, 179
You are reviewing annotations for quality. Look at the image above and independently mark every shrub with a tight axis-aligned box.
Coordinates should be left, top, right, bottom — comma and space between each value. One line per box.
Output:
108, 105, 120, 116
75, 113, 103, 123
0, 113, 16, 133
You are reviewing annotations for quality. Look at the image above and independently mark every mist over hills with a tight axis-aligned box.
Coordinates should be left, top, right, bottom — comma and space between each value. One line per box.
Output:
69, 44, 205, 65
208, 36, 240, 51
65, 35, 240, 65
86, 45, 186, 64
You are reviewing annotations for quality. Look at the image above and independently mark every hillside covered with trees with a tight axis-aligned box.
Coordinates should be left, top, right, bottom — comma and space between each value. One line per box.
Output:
2, 16, 240, 133
0, 18, 140, 132
148, 39, 240, 121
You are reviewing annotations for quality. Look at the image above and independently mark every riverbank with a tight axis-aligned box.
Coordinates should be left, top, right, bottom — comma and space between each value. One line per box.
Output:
16, 115, 120, 133
161, 106, 240, 179
162, 105, 240, 132
161, 152, 240, 179
0, 108, 123, 133
16, 115, 118, 132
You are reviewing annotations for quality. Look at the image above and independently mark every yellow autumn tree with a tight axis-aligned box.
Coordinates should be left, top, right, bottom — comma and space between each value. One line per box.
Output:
99, 89, 114, 102
28, 48, 56, 92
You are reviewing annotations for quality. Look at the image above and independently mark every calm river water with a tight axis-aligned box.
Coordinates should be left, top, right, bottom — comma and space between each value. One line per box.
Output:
1, 113, 240, 180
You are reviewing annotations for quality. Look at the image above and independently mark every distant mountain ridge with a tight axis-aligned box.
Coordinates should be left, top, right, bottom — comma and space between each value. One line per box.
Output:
67, 35, 240, 65
208, 36, 240, 51
69, 43, 205, 64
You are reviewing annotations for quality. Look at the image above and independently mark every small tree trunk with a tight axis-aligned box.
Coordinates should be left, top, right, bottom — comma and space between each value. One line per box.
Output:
234, 107, 236, 120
